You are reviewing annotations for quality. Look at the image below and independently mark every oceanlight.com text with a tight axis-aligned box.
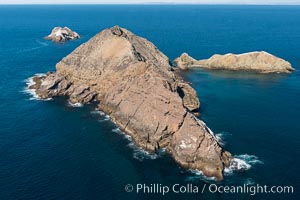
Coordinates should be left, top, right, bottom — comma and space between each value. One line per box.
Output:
124, 183, 294, 196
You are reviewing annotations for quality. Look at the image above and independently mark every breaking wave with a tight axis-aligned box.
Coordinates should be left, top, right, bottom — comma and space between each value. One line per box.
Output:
67, 102, 83, 107
110, 126, 165, 161
224, 154, 264, 175
111, 127, 132, 141
90, 110, 105, 116
23, 74, 52, 101
98, 115, 110, 122
127, 143, 160, 161
185, 154, 263, 182
112, 127, 123, 134
185, 169, 217, 182
215, 131, 232, 146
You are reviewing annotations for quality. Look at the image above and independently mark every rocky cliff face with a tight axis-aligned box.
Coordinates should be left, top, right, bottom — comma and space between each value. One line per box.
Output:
44, 27, 80, 43
175, 52, 294, 73
31, 26, 231, 180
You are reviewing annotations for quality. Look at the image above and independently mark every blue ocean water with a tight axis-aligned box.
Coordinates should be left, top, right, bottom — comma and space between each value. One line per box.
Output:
0, 5, 299, 200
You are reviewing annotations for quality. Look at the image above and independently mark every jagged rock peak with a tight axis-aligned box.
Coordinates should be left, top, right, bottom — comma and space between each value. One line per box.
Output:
111, 25, 126, 36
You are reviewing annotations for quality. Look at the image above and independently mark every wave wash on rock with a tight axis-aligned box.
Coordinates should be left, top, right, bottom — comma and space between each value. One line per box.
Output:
29, 26, 232, 180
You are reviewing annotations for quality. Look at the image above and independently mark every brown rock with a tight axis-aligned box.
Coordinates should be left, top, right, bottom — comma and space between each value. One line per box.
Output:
174, 53, 198, 70
177, 81, 200, 113
169, 114, 232, 180
175, 51, 294, 73
44, 27, 80, 43
30, 26, 231, 180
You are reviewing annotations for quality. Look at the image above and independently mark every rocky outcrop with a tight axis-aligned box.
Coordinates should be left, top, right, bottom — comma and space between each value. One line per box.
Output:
30, 26, 231, 180
177, 81, 200, 113
174, 53, 198, 70
175, 51, 294, 73
44, 27, 80, 42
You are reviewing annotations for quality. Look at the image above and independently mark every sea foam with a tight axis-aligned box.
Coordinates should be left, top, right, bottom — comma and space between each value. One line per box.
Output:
67, 102, 83, 107
98, 115, 110, 122
90, 110, 105, 116
224, 154, 263, 175
186, 154, 263, 182
110, 125, 164, 161
23, 74, 52, 101
215, 131, 232, 146
185, 169, 218, 183
127, 143, 160, 161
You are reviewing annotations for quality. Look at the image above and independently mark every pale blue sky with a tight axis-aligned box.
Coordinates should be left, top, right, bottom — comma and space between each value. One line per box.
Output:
1, 0, 300, 4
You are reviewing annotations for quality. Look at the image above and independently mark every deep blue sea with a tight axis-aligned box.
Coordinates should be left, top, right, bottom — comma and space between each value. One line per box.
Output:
0, 5, 299, 200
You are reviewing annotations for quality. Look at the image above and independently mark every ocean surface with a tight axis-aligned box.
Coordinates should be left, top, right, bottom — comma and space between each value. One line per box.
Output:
0, 5, 299, 200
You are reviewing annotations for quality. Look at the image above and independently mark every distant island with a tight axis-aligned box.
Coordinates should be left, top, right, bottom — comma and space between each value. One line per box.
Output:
175, 51, 294, 73
44, 27, 80, 43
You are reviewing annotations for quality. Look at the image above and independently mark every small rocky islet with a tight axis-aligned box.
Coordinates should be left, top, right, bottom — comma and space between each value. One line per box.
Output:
44, 26, 80, 43
29, 25, 293, 180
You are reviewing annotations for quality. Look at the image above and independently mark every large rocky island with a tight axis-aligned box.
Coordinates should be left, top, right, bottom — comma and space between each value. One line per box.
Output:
175, 52, 294, 73
30, 26, 232, 180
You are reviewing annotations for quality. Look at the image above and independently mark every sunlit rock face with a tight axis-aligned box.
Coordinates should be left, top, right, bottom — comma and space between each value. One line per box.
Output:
175, 51, 294, 73
31, 26, 231, 180
44, 26, 80, 42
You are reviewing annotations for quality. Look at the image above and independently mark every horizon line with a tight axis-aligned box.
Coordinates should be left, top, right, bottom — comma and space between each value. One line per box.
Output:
1, 3, 300, 5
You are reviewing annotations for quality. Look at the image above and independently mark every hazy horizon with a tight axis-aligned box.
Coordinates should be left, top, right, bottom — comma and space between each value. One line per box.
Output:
1, 0, 300, 5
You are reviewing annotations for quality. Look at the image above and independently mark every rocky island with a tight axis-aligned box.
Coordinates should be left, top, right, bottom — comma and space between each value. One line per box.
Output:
30, 26, 232, 180
175, 51, 294, 73
44, 27, 80, 43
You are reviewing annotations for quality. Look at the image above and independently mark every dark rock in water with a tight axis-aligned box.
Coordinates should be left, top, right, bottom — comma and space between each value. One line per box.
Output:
44, 27, 80, 43
31, 25, 231, 180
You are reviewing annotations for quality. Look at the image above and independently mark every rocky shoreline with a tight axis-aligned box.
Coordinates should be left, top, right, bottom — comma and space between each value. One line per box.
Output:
30, 26, 232, 180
